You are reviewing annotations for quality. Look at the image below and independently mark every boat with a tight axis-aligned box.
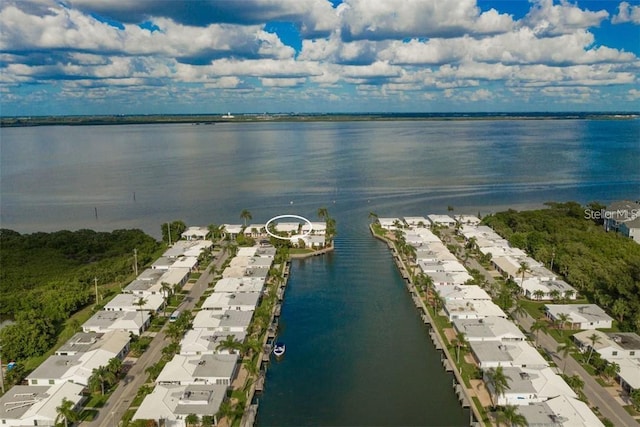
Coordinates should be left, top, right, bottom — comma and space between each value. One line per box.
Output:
273, 342, 285, 357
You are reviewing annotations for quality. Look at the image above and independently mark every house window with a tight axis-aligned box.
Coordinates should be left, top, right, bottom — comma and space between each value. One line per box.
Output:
631, 351, 635, 356
612, 351, 618, 356
49, 380, 55, 384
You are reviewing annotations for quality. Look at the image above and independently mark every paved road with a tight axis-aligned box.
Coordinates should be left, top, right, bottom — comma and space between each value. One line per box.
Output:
86, 249, 230, 427
442, 229, 638, 426
515, 312, 639, 427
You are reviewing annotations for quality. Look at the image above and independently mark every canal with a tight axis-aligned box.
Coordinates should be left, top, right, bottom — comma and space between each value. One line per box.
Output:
256, 212, 468, 426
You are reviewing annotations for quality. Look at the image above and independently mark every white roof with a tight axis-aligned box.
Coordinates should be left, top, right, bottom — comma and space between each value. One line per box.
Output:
455, 215, 481, 225
222, 224, 243, 234
201, 292, 260, 311
213, 277, 265, 293
521, 277, 576, 296
378, 217, 401, 228
470, 341, 548, 368
83, 310, 148, 335
545, 395, 604, 427
427, 214, 455, 225
159, 267, 191, 286
301, 222, 326, 232
453, 317, 526, 342
275, 222, 300, 233
0, 382, 84, 425
500, 366, 576, 399
171, 256, 199, 270
156, 354, 238, 385
192, 310, 253, 331
27, 348, 116, 386
181, 227, 209, 240
56, 330, 130, 356
133, 383, 227, 423
180, 329, 247, 355
237, 246, 258, 257
436, 284, 491, 301
545, 304, 613, 325
403, 216, 429, 226
444, 299, 507, 318
617, 358, 640, 389
222, 266, 247, 278
419, 260, 468, 273
104, 293, 165, 312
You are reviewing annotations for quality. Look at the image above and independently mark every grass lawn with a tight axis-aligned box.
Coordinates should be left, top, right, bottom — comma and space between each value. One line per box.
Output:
471, 396, 491, 426
289, 248, 315, 254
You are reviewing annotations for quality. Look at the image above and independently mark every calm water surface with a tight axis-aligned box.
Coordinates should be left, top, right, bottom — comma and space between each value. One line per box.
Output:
1, 120, 639, 426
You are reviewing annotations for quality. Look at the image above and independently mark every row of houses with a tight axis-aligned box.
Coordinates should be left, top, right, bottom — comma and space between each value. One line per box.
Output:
0, 232, 213, 427
131, 244, 276, 427
458, 224, 579, 301
389, 215, 605, 427
220, 222, 327, 248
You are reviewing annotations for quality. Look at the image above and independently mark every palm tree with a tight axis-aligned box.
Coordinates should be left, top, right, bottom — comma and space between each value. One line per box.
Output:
107, 357, 122, 377
496, 405, 527, 427
89, 366, 116, 395
516, 261, 530, 287
563, 289, 575, 301
557, 343, 572, 374
317, 207, 329, 221
532, 290, 545, 301
240, 209, 252, 226
452, 332, 468, 364
185, 413, 200, 427
160, 282, 172, 314
216, 335, 242, 354
556, 312, 570, 335
485, 366, 511, 408
55, 397, 78, 427
612, 299, 629, 323
549, 289, 561, 302
530, 320, 548, 345
586, 332, 602, 364
208, 223, 223, 241
602, 361, 620, 384
133, 296, 148, 327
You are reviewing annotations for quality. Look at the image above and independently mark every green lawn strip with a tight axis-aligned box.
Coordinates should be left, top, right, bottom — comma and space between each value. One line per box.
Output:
471, 396, 491, 426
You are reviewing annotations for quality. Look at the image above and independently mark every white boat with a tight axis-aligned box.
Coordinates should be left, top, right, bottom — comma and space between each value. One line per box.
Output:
273, 342, 285, 357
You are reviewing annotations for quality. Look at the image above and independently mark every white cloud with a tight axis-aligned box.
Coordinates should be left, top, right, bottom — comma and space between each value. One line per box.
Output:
612, 1, 640, 24
339, 0, 514, 40
522, 0, 609, 36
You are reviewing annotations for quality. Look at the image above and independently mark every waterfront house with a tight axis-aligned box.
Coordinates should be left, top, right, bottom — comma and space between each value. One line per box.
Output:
244, 224, 266, 238
152, 256, 176, 270
213, 277, 265, 293
181, 226, 209, 241
436, 284, 492, 301
104, 293, 165, 313
156, 354, 239, 386
470, 340, 548, 369
517, 395, 604, 427
427, 214, 456, 227
180, 330, 247, 356
603, 200, 640, 243
221, 224, 243, 240
132, 383, 227, 427
545, 304, 613, 330
443, 299, 507, 320
403, 216, 429, 227
453, 317, 526, 343
491, 256, 538, 280
274, 222, 300, 235
572, 330, 640, 360
201, 292, 260, 311
192, 309, 254, 331
299, 234, 326, 248
418, 260, 468, 274
454, 215, 481, 226
377, 217, 401, 230
83, 310, 149, 336
237, 246, 258, 257
301, 221, 327, 235
484, 366, 576, 406
0, 382, 85, 427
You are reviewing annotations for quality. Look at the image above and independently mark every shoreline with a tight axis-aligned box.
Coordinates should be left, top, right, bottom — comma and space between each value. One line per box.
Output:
2, 112, 638, 127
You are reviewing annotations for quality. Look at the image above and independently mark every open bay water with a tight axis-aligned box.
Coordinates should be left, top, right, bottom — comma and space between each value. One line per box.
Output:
1, 118, 639, 425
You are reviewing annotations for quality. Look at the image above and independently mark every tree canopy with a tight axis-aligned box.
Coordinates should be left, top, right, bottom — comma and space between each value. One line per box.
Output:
482, 202, 640, 331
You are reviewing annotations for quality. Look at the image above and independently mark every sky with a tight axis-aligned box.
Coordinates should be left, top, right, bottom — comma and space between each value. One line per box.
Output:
1, 0, 639, 115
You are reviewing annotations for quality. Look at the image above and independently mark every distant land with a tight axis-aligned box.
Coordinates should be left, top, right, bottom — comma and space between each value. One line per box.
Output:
1, 112, 638, 127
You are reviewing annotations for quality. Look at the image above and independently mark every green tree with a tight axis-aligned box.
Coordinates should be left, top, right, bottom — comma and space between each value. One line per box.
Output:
0, 310, 57, 360
530, 320, 548, 345
107, 357, 123, 377
586, 333, 602, 364
55, 397, 79, 427
317, 207, 329, 221
368, 212, 378, 224
133, 296, 148, 327
517, 261, 530, 287
496, 405, 528, 427
185, 414, 200, 427
532, 290, 545, 301
240, 209, 252, 226
612, 299, 629, 324
485, 366, 511, 408
161, 220, 187, 244
452, 332, 468, 364
89, 366, 116, 395
556, 312, 570, 336
216, 335, 242, 354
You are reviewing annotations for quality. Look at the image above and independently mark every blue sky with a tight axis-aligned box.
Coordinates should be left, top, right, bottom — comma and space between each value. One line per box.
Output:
1, 0, 639, 115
